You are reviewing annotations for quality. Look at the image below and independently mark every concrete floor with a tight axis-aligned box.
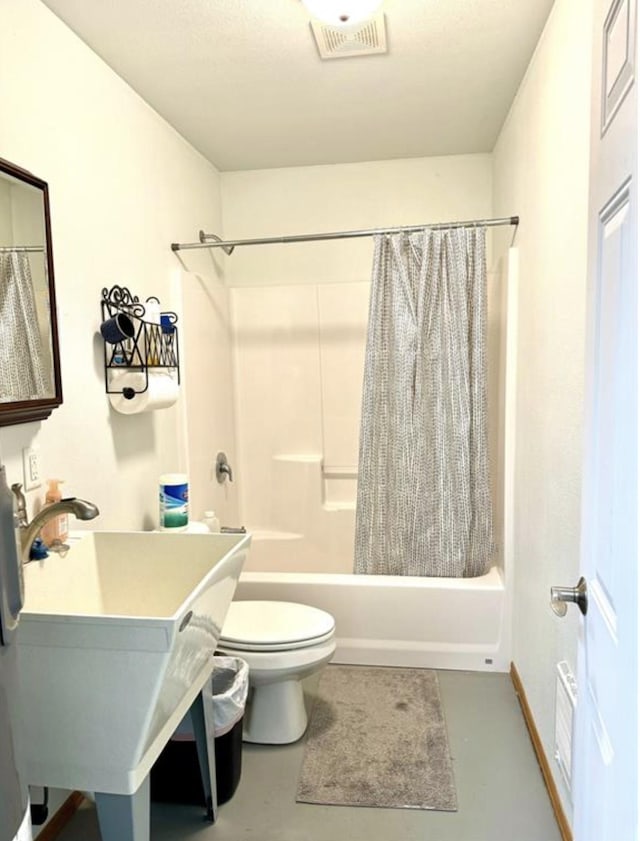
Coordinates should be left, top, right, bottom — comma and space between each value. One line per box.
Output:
55, 670, 563, 841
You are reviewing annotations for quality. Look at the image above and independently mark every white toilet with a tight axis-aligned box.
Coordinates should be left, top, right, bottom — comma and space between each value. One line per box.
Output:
217, 600, 336, 744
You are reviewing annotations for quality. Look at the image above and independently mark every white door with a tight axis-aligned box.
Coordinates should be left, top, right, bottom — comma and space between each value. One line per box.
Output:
572, 0, 638, 839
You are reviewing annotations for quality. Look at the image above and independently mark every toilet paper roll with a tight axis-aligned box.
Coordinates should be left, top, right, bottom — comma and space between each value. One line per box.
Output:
108, 370, 179, 414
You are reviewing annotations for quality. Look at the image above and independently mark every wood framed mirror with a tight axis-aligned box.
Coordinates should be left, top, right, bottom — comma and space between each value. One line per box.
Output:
0, 156, 62, 426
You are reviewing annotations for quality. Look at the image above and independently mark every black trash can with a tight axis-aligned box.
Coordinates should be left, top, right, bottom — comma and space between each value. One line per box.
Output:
151, 656, 249, 806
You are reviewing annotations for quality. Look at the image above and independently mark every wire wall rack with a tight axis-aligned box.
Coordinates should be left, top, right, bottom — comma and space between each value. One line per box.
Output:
100, 285, 180, 399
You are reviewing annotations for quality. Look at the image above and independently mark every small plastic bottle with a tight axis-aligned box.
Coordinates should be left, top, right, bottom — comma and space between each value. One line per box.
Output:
41, 479, 68, 546
202, 510, 220, 533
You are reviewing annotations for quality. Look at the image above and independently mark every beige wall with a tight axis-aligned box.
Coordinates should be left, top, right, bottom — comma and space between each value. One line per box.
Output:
222, 155, 493, 288
223, 155, 503, 571
0, 2, 238, 829
493, 0, 593, 821
0, 0, 235, 534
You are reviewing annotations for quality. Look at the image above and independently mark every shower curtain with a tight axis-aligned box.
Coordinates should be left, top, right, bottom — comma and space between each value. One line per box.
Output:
0, 252, 49, 402
354, 227, 492, 578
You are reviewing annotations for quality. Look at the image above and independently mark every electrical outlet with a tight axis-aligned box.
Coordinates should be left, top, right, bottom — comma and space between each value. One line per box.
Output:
22, 447, 42, 491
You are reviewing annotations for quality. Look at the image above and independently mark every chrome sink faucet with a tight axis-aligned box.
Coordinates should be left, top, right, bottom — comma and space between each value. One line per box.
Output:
11, 483, 99, 563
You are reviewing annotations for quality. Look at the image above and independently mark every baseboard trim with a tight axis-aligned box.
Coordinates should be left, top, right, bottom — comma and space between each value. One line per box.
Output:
34, 791, 85, 841
510, 663, 572, 841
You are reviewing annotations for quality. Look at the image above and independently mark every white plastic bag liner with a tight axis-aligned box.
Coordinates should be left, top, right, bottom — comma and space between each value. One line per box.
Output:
171, 656, 249, 741
209, 656, 249, 737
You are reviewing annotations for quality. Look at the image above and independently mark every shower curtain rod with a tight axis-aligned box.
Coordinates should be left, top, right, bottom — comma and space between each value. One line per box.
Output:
0, 245, 44, 253
170, 215, 519, 255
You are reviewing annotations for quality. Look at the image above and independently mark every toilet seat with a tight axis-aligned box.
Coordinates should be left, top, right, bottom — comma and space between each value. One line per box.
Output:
219, 600, 335, 652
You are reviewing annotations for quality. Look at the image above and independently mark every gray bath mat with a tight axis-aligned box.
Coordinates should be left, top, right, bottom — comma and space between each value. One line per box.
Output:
296, 665, 457, 811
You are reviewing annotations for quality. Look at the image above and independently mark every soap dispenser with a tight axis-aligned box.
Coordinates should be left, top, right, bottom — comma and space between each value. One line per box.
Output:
202, 510, 220, 533
41, 479, 68, 546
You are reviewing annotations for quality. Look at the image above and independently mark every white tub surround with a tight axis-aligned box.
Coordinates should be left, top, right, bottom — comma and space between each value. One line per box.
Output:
233, 241, 517, 675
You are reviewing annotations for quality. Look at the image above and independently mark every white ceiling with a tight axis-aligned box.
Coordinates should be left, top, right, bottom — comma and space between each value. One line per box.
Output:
41, 0, 555, 172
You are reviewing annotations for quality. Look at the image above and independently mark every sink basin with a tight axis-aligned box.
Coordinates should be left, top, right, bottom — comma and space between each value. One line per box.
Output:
17, 530, 250, 795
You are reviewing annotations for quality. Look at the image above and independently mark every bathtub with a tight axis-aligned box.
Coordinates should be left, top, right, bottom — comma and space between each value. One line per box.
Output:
235, 562, 509, 673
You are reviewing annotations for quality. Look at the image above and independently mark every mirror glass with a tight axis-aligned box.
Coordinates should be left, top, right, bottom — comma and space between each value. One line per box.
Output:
0, 157, 62, 426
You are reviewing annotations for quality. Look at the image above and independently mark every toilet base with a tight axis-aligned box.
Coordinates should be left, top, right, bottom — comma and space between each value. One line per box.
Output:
243, 679, 308, 745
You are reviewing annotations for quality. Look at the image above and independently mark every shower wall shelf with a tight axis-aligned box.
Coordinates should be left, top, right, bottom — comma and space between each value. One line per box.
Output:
100, 285, 180, 399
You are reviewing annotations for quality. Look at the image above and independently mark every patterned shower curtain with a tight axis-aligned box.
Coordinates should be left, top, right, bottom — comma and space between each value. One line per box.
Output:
0, 251, 49, 402
354, 227, 492, 578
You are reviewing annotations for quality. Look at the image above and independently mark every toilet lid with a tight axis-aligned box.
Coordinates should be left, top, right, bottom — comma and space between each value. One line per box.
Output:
219, 601, 335, 652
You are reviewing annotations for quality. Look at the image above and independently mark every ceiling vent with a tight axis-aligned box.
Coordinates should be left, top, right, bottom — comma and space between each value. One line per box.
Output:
310, 13, 387, 60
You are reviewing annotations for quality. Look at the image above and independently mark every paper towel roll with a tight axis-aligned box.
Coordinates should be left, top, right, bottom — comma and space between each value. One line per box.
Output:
108, 370, 179, 414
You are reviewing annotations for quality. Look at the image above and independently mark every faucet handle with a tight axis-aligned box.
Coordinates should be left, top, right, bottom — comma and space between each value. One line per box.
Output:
215, 452, 233, 484
10, 483, 28, 524
10, 482, 24, 498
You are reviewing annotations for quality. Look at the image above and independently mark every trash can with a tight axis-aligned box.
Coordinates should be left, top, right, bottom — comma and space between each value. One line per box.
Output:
151, 656, 249, 806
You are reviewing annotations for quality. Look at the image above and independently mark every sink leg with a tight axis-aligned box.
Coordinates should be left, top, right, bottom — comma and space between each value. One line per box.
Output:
190, 687, 218, 823
94, 775, 150, 841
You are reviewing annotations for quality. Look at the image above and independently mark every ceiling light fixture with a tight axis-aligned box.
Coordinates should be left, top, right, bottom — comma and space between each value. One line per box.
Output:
301, 0, 383, 27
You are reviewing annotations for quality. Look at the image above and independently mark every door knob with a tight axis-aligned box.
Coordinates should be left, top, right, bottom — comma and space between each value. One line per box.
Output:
550, 576, 588, 617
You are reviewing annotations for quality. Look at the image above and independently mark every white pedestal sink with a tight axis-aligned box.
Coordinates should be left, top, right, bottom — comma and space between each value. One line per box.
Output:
16, 530, 250, 801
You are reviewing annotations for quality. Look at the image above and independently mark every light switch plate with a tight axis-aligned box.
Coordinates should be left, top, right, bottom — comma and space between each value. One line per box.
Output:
22, 447, 42, 491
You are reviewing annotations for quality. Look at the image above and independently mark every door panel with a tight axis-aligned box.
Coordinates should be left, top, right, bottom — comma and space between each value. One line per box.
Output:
602, 0, 636, 130
573, 1, 637, 839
